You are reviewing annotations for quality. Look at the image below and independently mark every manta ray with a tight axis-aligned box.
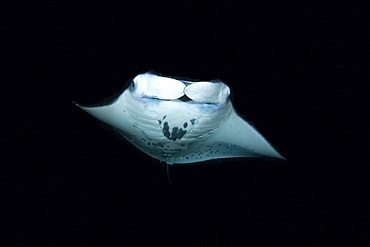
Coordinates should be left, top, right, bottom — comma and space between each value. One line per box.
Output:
75, 71, 285, 165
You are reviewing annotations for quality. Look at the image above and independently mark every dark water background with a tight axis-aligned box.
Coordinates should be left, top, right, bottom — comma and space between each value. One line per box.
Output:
2, 1, 366, 246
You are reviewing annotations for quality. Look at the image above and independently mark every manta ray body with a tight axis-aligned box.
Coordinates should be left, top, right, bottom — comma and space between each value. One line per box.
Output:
76, 71, 285, 164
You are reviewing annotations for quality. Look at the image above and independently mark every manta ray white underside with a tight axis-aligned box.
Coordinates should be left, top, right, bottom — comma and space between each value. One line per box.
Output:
76, 71, 285, 164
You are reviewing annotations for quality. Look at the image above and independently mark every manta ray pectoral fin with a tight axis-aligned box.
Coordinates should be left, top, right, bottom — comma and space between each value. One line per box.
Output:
74, 94, 134, 133
174, 109, 285, 164
209, 110, 285, 159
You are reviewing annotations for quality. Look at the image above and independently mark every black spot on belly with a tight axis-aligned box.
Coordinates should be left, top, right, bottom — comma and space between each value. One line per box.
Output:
163, 122, 171, 139
162, 121, 187, 141
183, 122, 188, 128
190, 119, 196, 125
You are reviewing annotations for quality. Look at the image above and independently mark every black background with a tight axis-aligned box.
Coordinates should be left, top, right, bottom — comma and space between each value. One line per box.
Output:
2, 1, 367, 246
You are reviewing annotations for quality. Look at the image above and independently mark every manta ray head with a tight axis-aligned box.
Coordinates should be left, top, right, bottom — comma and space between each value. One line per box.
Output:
130, 72, 231, 105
